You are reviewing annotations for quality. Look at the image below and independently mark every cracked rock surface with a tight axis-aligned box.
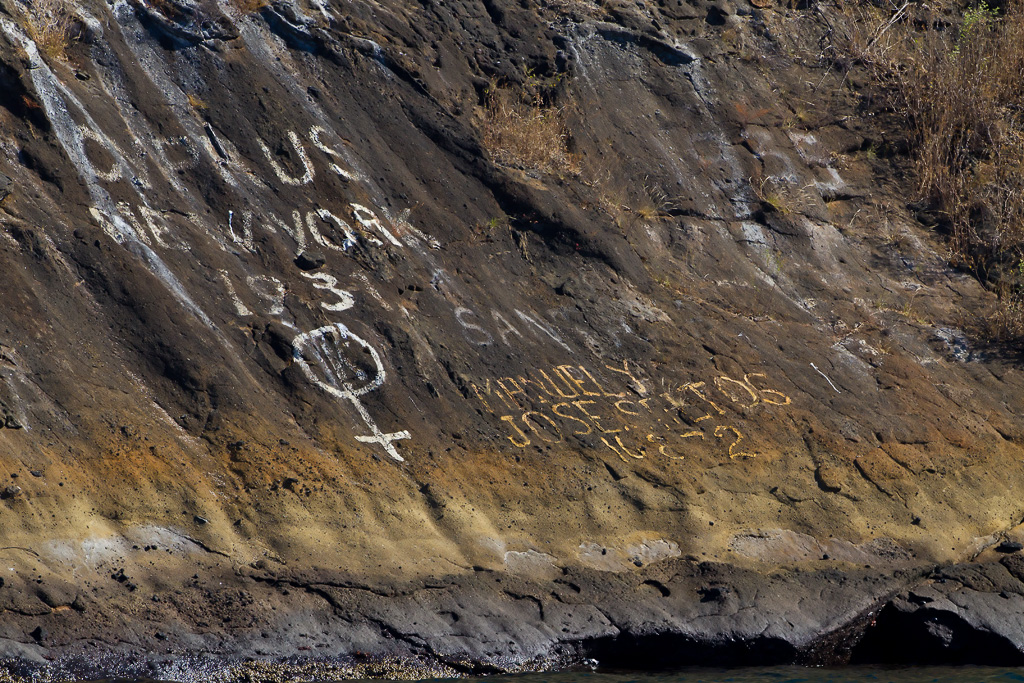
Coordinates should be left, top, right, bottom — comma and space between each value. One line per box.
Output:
0, 0, 1022, 676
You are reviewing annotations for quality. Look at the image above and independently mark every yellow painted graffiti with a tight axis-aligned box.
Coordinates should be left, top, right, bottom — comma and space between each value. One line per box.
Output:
481, 361, 792, 464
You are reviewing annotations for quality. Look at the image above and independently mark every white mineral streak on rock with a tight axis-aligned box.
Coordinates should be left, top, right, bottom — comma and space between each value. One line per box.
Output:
0, 18, 216, 330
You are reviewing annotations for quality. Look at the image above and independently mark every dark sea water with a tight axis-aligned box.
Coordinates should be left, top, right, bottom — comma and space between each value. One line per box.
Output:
97, 666, 1024, 683
437, 668, 1024, 683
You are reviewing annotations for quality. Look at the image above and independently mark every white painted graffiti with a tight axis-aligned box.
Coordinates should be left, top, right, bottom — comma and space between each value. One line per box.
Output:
0, 18, 216, 329
235, 207, 367, 256
0, 345, 30, 431
246, 274, 287, 316
351, 203, 402, 247
219, 270, 253, 316
309, 126, 361, 182
258, 130, 315, 186
1, 14, 448, 462
454, 305, 571, 352
301, 271, 355, 312
292, 323, 410, 461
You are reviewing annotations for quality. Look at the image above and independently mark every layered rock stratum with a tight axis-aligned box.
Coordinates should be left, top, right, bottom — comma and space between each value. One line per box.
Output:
0, 0, 1024, 677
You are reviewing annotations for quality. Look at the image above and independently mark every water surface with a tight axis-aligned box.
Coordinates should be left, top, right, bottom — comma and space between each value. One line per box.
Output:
433, 668, 1024, 683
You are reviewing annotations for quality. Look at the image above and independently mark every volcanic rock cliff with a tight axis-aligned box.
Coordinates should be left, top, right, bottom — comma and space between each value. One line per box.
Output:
0, 0, 1023, 677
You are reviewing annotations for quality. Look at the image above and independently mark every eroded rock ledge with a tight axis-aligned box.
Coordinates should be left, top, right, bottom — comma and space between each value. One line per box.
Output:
4, 551, 1024, 680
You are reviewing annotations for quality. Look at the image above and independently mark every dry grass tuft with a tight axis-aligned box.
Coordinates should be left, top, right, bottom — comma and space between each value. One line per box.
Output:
633, 179, 681, 222
985, 290, 1024, 341
25, 0, 76, 62
577, 169, 681, 231
482, 85, 579, 176
749, 172, 814, 217
891, 3, 1024, 263
896, 3, 1024, 333
186, 93, 208, 110
825, 0, 914, 71
231, 0, 270, 15
832, 0, 1024, 339
542, 0, 603, 20
149, 0, 186, 19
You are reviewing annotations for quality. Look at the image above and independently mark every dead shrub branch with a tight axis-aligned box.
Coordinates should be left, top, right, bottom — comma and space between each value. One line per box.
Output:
833, 0, 1024, 338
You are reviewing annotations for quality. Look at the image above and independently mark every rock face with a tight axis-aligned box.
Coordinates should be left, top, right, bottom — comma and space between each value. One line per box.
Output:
0, 0, 1023, 676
